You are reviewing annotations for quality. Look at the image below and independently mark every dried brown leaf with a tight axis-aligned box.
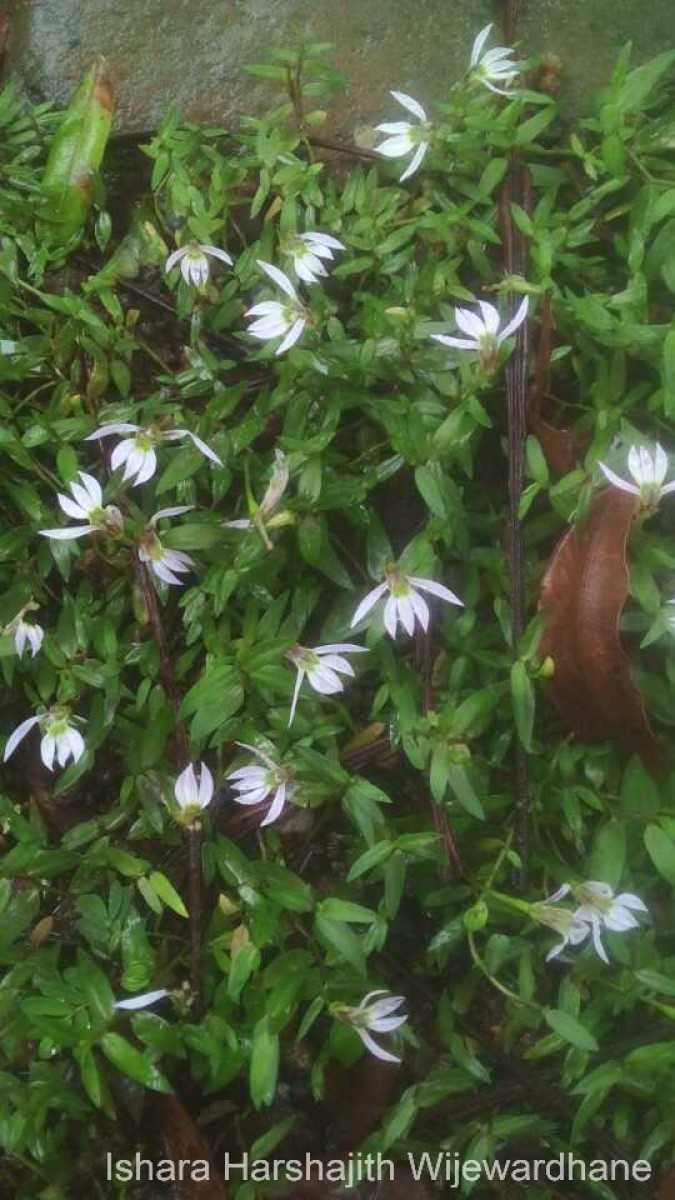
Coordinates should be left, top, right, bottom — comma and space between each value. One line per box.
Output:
539, 488, 666, 775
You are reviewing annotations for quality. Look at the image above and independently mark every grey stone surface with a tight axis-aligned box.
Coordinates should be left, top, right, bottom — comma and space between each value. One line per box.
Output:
5, 0, 675, 135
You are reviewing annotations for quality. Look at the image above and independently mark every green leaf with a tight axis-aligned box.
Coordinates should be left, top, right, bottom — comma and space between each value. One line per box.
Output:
644, 824, 675, 885
228, 940, 260, 1001
101, 1033, 172, 1092
249, 1018, 279, 1109
315, 914, 366, 975
148, 871, 188, 918
544, 1008, 598, 1052
588, 822, 626, 888
318, 898, 376, 923
511, 660, 535, 751
446, 763, 485, 820
662, 328, 675, 418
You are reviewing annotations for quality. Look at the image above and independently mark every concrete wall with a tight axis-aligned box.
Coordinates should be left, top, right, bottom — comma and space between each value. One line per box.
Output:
7, 0, 675, 135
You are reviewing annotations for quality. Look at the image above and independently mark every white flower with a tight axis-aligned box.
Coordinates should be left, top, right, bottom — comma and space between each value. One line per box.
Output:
351, 567, 463, 639
598, 444, 675, 507
531, 901, 594, 963
39, 471, 123, 541
86, 422, 222, 486
165, 241, 233, 287
286, 642, 368, 726
172, 761, 214, 824
4, 604, 44, 659
545, 882, 648, 964
375, 91, 431, 182
115, 989, 170, 1011
138, 506, 195, 587
227, 742, 293, 827
337, 991, 408, 1063
431, 297, 529, 369
225, 450, 291, 547
246, 262, 308, 355
4, 705, 85, 771
285, 232, 345, 285
469, 23, 522, 95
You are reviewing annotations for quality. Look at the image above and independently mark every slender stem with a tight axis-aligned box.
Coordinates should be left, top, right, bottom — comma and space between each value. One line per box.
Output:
188, 824, 203, 1009
500, 0, 531, 889
132, 552, 201, 1004
415, 619, 462, 880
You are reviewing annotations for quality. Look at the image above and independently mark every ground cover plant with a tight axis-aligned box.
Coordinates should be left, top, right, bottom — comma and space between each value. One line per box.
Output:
1, 17, 675, 1199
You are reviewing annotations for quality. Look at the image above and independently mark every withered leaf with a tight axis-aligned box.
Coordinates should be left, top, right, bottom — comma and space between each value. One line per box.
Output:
539, 488, 666, 776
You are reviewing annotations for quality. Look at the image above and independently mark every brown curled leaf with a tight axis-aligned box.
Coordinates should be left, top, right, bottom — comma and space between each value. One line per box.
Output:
539, 488, 667, 776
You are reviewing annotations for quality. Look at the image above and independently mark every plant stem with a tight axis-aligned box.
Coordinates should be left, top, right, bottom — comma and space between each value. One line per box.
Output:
501, 0, 531, 889
188, 824, 203, 1010
415, 620, 462, 880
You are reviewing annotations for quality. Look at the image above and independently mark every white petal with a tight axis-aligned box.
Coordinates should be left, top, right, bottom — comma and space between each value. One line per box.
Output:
307, 663, 344, 694
115, 989, 169, 1010
235, 742, 278, 771
409, 588, 430, 630
151, 505, 194, 524
316, 643, 368, 655
175, 763, 198, 809
202, 245, 233, 266
351, 582, 388, 627
246, 301, 286, 317
275, 319, 305, 355
261, 783, 286, 826
478, 300, 500, 335
227, 765, 268, 784
383, 595, 398, 639
313, 654, 355, 677
257, 260, 298, 301
14, 625, 27, 658
57, 494, 89, 521
40, 525, 95, 540
4, 716, 40, 761
375, 121, 411, 135
165, 247, 187, 272
430, 334, 478, 350
358, 1028, 400, 1064
498, 295, 530, 343
110, 438, 135, 472
198, 763, 214, 808
391, 90, 426, 122
288, 670, 304, 727
614, 892, 648, 912
399, 142, 428, 182
653, 443, 669, 486
377, 134, 413, 158
28, 625, 44, 657
470, 23, 493, 66
408, 577, 463, 607
73, 472, 102, 510
301, 232, 344, 251
370, 1014, 407, 1033
590, 918, 609, 964
455, 306, 486, 339
65, 728, 85, 764
396, 594, 416, 636
178, 430, 222, 466
132, 449, 158, 486
86, 422, 139, 440
40, 733, 56, 770
598, 463, 640, 495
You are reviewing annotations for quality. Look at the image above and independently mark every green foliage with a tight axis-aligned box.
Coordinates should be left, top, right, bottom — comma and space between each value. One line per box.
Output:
1, 34, 675, 1199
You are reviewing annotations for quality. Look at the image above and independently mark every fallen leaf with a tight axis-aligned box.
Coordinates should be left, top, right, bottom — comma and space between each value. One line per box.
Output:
539, 488, 666, 775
